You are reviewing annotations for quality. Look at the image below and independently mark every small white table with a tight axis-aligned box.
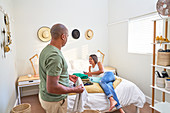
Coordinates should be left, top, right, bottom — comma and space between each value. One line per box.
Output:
17, 75, 40, 104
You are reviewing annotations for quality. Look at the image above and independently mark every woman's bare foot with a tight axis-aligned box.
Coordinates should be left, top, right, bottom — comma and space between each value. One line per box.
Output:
119, 108, 125, 113
109, 97, 117, 111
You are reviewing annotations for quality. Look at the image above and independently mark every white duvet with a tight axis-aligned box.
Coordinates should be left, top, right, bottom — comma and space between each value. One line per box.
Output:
67, 77, 146, 113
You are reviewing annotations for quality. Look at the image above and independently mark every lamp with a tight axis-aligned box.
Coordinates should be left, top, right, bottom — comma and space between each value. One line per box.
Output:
29, 54, 39, 77
97, 50, 105, 64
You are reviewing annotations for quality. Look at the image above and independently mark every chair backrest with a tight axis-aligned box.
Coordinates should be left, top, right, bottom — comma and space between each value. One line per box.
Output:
29, 54, 39, 76
97, 50, 105, 64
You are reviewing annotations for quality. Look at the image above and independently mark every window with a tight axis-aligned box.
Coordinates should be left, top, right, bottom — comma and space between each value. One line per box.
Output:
128, 13, 163, 54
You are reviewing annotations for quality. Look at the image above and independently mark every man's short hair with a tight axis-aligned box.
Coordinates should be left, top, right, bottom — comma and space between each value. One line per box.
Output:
50, 24, 67, 39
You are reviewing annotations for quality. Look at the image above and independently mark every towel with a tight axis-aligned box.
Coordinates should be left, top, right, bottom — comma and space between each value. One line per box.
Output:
73, 73, 89, 79
72, 77, 88, 112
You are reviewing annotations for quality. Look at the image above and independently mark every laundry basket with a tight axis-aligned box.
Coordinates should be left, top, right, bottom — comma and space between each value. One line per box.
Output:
11, 103, 31, 113
81, 110, 101, 113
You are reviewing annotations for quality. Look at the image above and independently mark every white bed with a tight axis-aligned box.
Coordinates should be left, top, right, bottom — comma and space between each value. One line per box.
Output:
66, 59, 146, 113
67, 77, 146, 113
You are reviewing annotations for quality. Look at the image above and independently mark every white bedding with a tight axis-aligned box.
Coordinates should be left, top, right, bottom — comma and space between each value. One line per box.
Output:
67, 77, 146, 113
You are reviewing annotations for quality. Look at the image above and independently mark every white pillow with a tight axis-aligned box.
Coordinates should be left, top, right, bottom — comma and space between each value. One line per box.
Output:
69, 59, 89, 72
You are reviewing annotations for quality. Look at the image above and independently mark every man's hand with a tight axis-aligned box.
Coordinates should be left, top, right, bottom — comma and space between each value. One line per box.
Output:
74, 84, 84, 93
69, 75, 78, 83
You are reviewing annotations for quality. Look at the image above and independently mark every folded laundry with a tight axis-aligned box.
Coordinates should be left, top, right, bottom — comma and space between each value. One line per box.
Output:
89, 77, 102, 83
83, 81, 93, 86
73, 73, 89, 79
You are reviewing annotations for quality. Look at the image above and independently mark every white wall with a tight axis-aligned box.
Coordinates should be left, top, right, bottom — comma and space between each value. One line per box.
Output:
109, 0, 157, 23
13, 0, 109, 76
108, 0, 170, 102
0, 0, 18, 113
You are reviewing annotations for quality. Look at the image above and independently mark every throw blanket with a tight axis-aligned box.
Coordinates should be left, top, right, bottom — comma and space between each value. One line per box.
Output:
69, 77, 122, 94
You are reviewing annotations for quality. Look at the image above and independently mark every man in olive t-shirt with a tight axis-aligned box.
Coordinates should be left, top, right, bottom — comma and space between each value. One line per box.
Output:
39, 24, 84, 113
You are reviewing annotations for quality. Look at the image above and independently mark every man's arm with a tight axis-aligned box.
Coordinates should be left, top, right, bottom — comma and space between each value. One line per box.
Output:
46, 75, 84, 94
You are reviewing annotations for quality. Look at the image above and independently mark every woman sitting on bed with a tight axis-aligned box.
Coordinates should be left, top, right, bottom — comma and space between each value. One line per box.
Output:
84, 54, 125, 113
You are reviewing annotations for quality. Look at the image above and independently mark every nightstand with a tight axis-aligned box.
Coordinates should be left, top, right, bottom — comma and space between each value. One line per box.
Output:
17, 75, 40, 104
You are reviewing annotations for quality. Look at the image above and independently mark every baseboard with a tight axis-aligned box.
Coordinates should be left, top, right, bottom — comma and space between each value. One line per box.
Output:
21, 89, 39, 97
145, 95, 159, 104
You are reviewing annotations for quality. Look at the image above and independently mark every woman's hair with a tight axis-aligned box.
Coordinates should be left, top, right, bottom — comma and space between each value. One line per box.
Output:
90, 54, 98, 64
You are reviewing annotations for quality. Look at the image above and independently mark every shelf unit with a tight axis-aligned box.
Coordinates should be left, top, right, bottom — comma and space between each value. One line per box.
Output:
150, 85, 170, 95
151, 18, 170, 113
151, 64, 170, 70
150, 102, 170, 113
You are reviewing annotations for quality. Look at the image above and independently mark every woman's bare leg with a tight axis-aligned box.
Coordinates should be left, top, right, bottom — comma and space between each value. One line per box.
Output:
108, 96, 117, 111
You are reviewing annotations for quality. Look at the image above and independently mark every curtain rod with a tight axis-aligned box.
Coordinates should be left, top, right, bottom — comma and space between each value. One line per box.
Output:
129, 11, 157, 20
108, 11, 157, 26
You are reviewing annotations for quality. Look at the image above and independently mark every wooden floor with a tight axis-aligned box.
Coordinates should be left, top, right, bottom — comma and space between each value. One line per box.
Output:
21, 94, 160, 113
